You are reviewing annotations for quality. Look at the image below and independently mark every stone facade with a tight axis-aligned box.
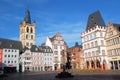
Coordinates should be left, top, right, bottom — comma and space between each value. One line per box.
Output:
45, 32, 67, 70
105, 22, 120, 70
66, 42, 83, 70
81, 25, 109, 70
20, 9, 36, 48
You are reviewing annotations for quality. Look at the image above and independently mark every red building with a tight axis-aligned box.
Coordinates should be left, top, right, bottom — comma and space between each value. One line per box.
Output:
66, 42, 82, 70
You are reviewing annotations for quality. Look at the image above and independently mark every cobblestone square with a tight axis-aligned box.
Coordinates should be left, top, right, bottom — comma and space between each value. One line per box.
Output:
1, 71, 120, 80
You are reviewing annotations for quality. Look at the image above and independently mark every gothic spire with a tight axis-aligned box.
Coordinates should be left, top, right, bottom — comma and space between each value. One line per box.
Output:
24, 9, 31, 24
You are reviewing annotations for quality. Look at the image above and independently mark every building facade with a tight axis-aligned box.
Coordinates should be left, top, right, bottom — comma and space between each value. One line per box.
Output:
40, 45, 54, 71
81, 11, 109, 70
105, 22, 120, 70
20, 9, 36, 48
67, 42, 83, 70
45, 32, 67, 70
31, 45, 44, 72
20, 45, 44, 72
0, 38, 22, 73
20, 47, 32, 72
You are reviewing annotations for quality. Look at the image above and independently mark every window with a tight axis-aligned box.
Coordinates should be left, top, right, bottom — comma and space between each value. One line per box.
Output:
11, 61, 13, 63
94, 32, 96, 38
54, 45, 57, 49
8, 61, 10, 63
87, 35, 89, 41
92, 51, 95, 56
30, 43, 33, 46
102, 50, 105, 55
4, 55, 7, 57
100, 32, 103, 37
90, 34, 92, 39
31, 28, 33, 33
101, 40, 104, 46
26, 35, 28, 39
8, 50, 10, 52
4, 61, 6, 63
8, 55, 10, 57
14, 61, 16, 63
31, 35, 33, 39
60, 46, 62, 49
26, 27, 29, 33
26, 42, 29, 46
87, 43, 90, 49
5, 49, 7, 52
84, 44, 86, 49
95, 41, 98, 46
91, 42, 93, 47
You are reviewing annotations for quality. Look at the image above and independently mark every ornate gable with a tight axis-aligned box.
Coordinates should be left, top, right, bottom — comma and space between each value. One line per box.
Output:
105, 22, 120, 39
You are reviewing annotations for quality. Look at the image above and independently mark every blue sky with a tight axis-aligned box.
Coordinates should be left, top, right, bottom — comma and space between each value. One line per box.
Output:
0, 0, 120, 47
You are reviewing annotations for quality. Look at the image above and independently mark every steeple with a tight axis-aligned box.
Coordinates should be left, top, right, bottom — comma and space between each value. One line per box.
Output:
24, 9, 31, 24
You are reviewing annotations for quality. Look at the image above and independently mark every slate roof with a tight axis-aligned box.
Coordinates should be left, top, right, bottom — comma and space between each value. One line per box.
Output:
86, 10, 106, 30
39, 45, 53, 53
24, 9, 31, 24
0, 38, 22, 51
113, 23, 120, 32
22, 46, 29, 53
30, 45, 42, 52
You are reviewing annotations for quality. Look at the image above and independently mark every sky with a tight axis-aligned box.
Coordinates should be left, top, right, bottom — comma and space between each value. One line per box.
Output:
0, 0, 120, 47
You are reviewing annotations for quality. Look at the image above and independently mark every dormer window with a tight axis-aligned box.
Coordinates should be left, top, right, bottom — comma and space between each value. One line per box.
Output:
36, 48, 38, 51
10, 44, 12, 48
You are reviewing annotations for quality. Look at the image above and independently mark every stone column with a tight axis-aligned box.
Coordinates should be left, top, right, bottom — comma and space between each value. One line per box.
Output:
117, 60, 120, 70
89, 61, 91, 70
113, 61, 115, 70
94, 60, 97, 70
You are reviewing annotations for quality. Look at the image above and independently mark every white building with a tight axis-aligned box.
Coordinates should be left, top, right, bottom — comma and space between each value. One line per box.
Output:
0, 38, 22, 73
81, 11, 109, 70
45, 32, 67, 70
39, 45, 54, 71
20, 47, 32, 72
20, 45, 45, 72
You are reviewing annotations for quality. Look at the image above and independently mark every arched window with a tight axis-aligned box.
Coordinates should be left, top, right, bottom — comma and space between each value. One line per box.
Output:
31, 28, 33, 33
26, 35, 28, 39
31, 35, 33, 39
26, 42, 29, 46
26, 27, 29, 33
102, 50, 105, 55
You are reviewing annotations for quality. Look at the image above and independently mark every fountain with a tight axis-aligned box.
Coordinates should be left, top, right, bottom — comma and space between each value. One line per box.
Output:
55, 51, 74, 78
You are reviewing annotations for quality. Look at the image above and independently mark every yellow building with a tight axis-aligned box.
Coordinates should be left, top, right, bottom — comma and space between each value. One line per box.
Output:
20, 9, 36, 48
105, 22, 120, 70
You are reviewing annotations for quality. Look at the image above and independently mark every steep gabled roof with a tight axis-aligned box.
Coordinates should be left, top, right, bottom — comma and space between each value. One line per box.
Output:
0, 38, 22, 51
86, 10, 106, 30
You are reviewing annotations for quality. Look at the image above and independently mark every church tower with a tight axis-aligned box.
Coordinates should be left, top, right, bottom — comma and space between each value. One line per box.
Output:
20, 9, 36, 48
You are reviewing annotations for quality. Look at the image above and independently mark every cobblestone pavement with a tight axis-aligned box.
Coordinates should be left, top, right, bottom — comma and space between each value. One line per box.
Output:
1, 71, 120, 80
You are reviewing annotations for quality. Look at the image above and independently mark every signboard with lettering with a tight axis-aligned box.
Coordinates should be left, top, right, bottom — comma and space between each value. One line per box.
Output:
109, 56, 120, 61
